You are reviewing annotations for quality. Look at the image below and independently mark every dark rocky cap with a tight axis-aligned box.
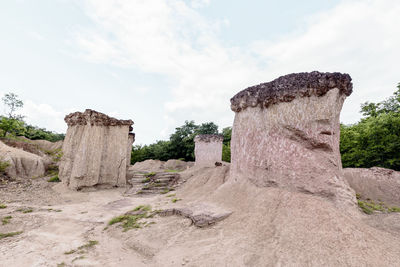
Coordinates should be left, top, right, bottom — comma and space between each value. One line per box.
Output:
65, 109, 133, 127
194, 134, 224, 143
230, 71, 353, 112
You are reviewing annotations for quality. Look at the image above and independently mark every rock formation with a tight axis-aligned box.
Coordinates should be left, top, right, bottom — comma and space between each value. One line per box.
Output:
344, 167, 400, 206
59, 109, 134, 190
0, 140, 46, 178
194, 134, 223, 166
230, 71, 356, 208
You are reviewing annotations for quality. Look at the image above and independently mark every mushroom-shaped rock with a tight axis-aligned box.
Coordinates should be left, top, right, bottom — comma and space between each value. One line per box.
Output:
230, 71, 356, 209
59, 109, 134, 190
194, 134, 224, 167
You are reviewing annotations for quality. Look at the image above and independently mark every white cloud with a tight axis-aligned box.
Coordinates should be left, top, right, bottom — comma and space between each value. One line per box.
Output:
190, 0, 210, 9
74, 0, 400, 140
21, 100, 68, 133
28, 31, 44, 41
251, 0, 400, 123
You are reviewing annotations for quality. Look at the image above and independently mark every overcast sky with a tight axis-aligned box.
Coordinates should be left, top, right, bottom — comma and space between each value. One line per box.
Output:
1, 0, 399, 144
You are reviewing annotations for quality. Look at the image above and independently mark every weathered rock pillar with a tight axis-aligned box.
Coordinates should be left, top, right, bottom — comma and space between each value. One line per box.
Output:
194, 134, 223, 166
230, 71, 356, 206
59, 109, 134, 190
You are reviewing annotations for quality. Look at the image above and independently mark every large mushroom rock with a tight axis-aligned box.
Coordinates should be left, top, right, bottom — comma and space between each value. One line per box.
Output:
194, 134, 224, 166
0, 141, 46, 178
230, 71, 356, 209
344, 167, 400, 206
59, 109, 134, 190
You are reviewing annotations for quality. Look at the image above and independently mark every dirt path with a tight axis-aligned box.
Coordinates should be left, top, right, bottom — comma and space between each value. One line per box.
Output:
0, 177, 172, 266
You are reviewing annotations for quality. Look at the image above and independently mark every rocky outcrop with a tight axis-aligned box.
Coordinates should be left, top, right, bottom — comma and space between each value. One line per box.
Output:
59, 109, 134, 190
0, 141, 46, 178
230, 71, 356, 209
194, 134, 223, 166
158, 203, 232, 227
344, 167, 400, 206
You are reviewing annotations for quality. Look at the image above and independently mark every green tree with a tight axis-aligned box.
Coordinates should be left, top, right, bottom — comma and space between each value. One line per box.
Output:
340, 83, 400, 170
2, 93, 24, 119
0, 93, 25, 137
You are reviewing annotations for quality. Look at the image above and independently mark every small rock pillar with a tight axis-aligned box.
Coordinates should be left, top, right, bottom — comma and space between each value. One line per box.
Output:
194, 134, 224, 166
59, 109, 134, 190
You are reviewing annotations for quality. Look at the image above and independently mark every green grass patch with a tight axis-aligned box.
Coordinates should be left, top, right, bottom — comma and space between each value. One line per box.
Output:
389, 206, 400, 213
133, 205, 151, 212
47, 208, 62, 212
72, 255, 85, 263
141, 177, 150, 183
64, 240, 98, 255
166, 193, 176, 197
161, 188, 173, 194
145, 172, 156, 178
16, 207, 33, 213
0, 160, 10, 174
0, 231, 23, 239
108, 205, 156, 232
171, 198, 181, 203
165, 169, 179, 173
0, 204, 7, 209
47, 175, 60, 182
2, 216, 12, 225
357, 198, 400, 214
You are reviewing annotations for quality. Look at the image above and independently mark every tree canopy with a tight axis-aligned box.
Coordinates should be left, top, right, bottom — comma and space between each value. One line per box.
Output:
0, 92, 64, 141
340, 83, 400, 170
131, 121, 230, 164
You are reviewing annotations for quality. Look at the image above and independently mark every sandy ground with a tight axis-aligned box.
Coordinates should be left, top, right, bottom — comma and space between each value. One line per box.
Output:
0, 177, 181, 266
1, 166, 400, 267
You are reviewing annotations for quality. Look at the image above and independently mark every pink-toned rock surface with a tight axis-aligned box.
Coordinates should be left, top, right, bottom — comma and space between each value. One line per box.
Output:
194, 134, 223, 167
59, 109, 134, 190
230, 71, 356, 209
344, 167, 400, 206
0, 140, 46, 178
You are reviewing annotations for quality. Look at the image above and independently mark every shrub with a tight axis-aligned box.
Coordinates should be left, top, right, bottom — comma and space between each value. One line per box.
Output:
0, 160, 10, 175
47, 175, 60, 182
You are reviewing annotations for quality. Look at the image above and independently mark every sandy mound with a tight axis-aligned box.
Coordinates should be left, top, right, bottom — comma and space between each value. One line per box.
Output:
1, 165, 400, 266
155, 165, 400, 266
344, 167, 400, 206
30, 139, 63, 152
130, 159, 194, 172
0, 141, 46, 178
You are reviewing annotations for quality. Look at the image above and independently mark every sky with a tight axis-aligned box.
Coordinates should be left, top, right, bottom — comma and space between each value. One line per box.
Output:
0, 0, 399, 144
